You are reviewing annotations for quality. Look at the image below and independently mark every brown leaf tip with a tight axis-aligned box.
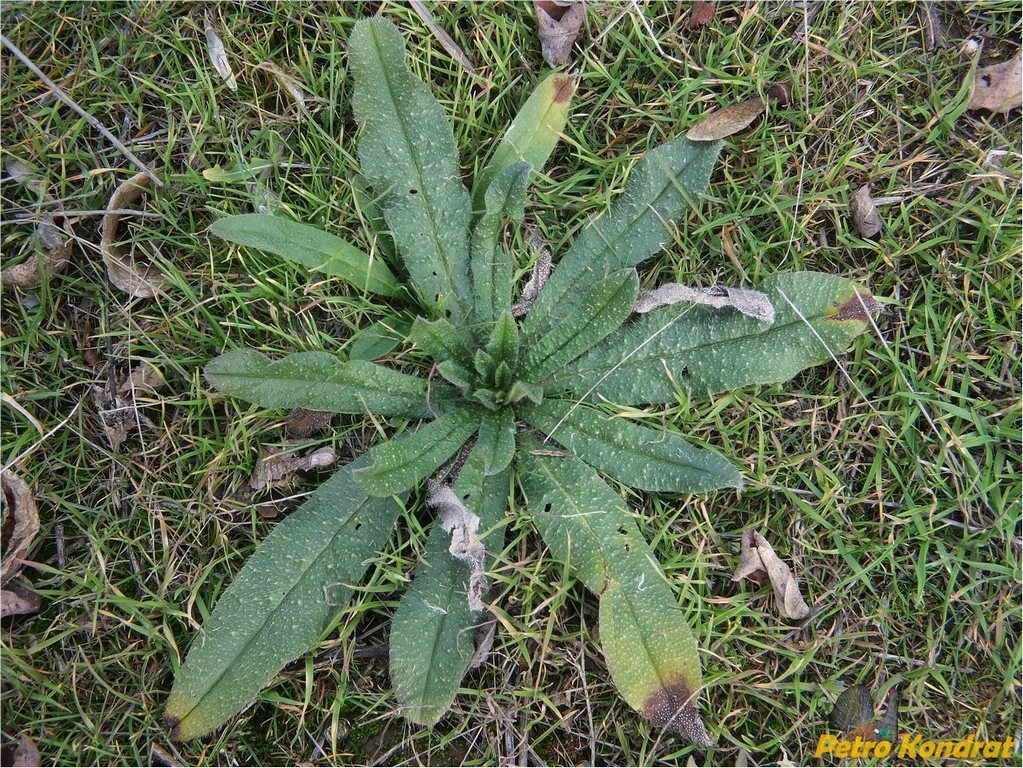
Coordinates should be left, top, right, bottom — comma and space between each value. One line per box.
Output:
834, 290, 882, 322
642, 681, 715, 749
162, 713, 184, 741
552, 74, 576, 104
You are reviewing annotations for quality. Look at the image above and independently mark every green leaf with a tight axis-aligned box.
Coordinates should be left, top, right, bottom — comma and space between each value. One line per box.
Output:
472, 73, 577, 210
522, 269, 639, 382
520, 399, 742, 493
550, 272, 880, 405
410, 317, 475, 368
209, 214, 399, 297
356, 408, 479, 496
349, 314, 413, 362
205, 349, 455, 418
599, 566, 713, 748
476, 408, 516, 476
522, 137, 723, 348
517, 443, 710, 746
389, 445, 509, 725
350, 18, 473, 323
471, 162, 531, 327
164, 455, 404, 741
486, 311, 520, 371
352, 174, 398, 262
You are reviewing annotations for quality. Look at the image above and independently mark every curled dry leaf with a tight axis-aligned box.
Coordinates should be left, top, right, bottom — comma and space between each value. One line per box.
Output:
731, 529, 810, 620
0, 579, 42, 618
205, 17, 238, 91
634, 283, 775, 324
968, 51, 1023, 114
101, 171, 164, 297
428, 481, 487, 612
0, 734, 42, 767
850, 184, 883, 238
286, 407, 334, 438
686, 97, 766, 142
1, 469, 40, 587
0, 218, 74, 290
534, 1, 585, 67
248, 445, 337, 493
511, 231, 553, 318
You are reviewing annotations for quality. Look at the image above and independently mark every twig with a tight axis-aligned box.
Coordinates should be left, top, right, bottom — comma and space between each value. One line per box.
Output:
0, 32, 163, 187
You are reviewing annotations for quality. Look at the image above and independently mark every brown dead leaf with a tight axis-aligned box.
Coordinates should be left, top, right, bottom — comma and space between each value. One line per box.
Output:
0, 579, 42, 618
732, 529, 810, 620
1, 734, 41, 767
286, 408, 334, 439
534, 1, 585, 67
686, 97, 767, 141
850, 184, 883, 238
101, 171, 163, 297
688, 1, 715, 29
968, 51, 1023, 114
0, 219, 74, 290
1, 470, 39, 587
511, 230, 553, 318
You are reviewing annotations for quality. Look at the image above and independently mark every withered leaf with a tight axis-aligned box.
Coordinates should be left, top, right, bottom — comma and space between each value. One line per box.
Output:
830, 684, 875, 732
205, 17, 238, 92
850, 184, 883, 238
101, 171, 163, 297
534, 1, 585, 67
688, 1, 715, 29
409, 0, 477, 74
634, 283, 775, 324
0, 733, 42, 767
255, 61, 308, 112
731, 529, 810, 620
249, 445, 336, 493
0, 218, 74, 290
0, 580, 42, 618
428, 481, 487, 612
511, 232, 553, 318
686, 97, 767, 141
968, 52, 1023, 114
286, 407, 334, 438
1, 469, 39, 587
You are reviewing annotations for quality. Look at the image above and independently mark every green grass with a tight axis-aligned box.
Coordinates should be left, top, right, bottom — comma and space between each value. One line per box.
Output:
2, 1, 1020, 765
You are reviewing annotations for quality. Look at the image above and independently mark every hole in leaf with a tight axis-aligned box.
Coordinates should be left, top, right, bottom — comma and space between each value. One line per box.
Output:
544, 502, 552, 513
409, 188, 418, 194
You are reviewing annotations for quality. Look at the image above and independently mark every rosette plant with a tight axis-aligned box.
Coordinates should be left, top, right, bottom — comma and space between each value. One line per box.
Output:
165, 17, 878, 746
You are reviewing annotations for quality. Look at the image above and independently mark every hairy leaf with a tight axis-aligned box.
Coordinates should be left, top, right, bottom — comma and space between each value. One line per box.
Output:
522, 137, 723, 349
164, 456, 404, 741
472, 73, 577, 210
349, 314, 413, 362
389, 445, 509, 725
517, 444, 710, 745
486, 311, 520, 371
205, 349, 455, 418
410, 317, 475, 368
522, 269, 639, 382
476, 408, 516, 476
210, 214, 399, 296
521, 399, 742, 493
350, 18, 473, 322
356, 409, 479, 496
471, 162, 531, 327
550, 272, 880, 404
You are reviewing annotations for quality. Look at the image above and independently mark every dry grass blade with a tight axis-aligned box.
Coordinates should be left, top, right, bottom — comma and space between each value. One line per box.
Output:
409, 0, 478, 74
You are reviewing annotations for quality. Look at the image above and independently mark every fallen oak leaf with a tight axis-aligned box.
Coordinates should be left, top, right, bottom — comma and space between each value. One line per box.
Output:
101, 170, 164, 297
534, 1, 585, 67
686, 96, 767, 141
850, 184, 883, 238
968, 51, 1022, 113
634, 283, 775, 324
731, 529, 810, 620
